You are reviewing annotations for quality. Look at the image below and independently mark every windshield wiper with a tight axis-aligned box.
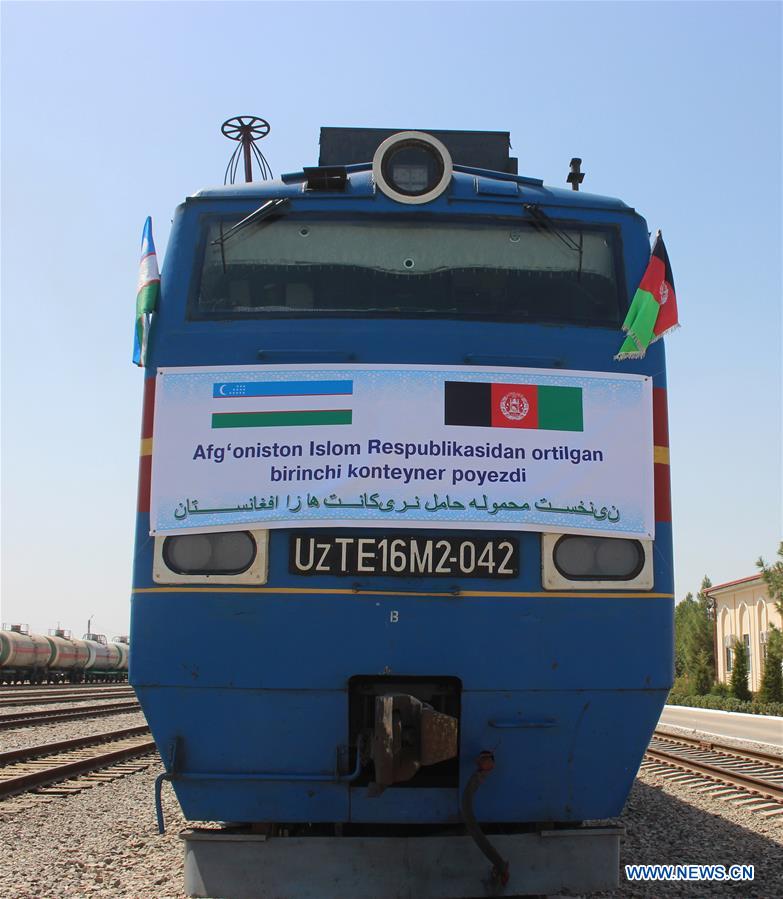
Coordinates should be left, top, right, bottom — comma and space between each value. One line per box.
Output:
522, 203, 582, 253
523, 202, 584, 279
212, 198, 290, 247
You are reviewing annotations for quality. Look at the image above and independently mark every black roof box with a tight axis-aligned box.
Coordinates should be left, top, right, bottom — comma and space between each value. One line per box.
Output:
319, 127, 518, 174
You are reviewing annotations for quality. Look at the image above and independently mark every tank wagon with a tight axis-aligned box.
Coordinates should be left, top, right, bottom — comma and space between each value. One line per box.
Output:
0, 624, 129, 684
131, 126, 674, 898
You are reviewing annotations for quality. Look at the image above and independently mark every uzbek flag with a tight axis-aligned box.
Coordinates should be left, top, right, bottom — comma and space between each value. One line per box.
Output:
211, 380, 354, 429
132, 217, 160, 367
615, 231, 679, 360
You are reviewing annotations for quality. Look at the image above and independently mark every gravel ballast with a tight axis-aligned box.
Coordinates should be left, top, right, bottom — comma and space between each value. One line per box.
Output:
597, 766, 783, 898
0, 694, 135, 715
0, 710, 147, 753
1, 765, 187, 899
0, 755, 781, 897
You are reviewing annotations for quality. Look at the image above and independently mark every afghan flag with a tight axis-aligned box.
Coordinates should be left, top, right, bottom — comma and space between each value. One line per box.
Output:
615, 231, 679, 361
445, 382, 583, 431
132, 217, 160, 367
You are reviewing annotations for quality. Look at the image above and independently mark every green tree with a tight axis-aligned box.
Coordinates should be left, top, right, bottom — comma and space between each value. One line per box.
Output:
729, 638, 751, 701
674, 592, 695, 679
757, 542, 783, 617
758, 625, 783, 703
692, 649, 713, 696
695, 576, 715, 681
756, 543, 783, 703
677, 576, 715, 694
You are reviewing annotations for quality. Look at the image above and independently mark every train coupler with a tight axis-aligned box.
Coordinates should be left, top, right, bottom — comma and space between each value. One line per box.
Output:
367, 692, 458, 795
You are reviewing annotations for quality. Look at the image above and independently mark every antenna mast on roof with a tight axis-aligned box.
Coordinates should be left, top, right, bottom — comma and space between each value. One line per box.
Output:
567, 158, 584, 191
221, 115, 273, 184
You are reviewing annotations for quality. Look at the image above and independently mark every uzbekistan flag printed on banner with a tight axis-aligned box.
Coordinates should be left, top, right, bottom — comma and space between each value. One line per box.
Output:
615, 230, 679, 361
211, 380, 353, 429
444, 382, 583, 431
132, 217, 160, 367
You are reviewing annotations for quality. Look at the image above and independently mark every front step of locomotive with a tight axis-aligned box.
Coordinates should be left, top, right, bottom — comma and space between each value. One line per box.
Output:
181, 824, 623, 899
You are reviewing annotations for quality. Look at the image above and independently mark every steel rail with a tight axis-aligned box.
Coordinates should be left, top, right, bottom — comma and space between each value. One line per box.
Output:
1, 683, 127, 692
0, 735, 156, 799
645, 745, 783, 804
0, 680, 128, 690
0, 689, 135, 708
652, 729, 783, 766
0, 686, 132, 695
0, 701, 141, 730
1, 684, 112, 691
0, 725, 151, 765
0, 684, 128, 693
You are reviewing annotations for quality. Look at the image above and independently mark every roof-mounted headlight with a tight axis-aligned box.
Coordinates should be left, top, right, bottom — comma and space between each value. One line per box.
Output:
372, 131, 453, 204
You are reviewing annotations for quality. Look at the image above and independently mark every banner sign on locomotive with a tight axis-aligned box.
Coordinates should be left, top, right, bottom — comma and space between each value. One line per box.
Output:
150, 364, 654, 539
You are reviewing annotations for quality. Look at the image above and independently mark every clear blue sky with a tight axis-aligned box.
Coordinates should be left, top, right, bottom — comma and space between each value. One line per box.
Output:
1, 1, 780, 636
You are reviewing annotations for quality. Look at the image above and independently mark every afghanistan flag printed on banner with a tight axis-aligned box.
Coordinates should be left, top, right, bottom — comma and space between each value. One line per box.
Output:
615, 230, 679, 361
444, 382, 583, 431
132, 217, 160, 367
211, 380, 353, 429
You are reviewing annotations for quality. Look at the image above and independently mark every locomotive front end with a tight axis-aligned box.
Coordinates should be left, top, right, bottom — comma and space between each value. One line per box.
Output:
130, 126, 673, 898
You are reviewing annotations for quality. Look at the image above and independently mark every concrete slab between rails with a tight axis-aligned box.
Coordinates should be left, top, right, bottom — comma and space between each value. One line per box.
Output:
181, 825, 623, 898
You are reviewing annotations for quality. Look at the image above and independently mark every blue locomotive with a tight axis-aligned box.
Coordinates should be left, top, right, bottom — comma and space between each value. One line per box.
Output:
131, 126, 674, 898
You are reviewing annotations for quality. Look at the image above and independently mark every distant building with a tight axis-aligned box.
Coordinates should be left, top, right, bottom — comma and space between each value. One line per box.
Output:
708, 575, 782, 692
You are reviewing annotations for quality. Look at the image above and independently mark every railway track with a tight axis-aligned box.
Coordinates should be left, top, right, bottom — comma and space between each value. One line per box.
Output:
1, 683, 131, 694
0, 683, 129, 695
0, 688, 135, 708
644, 730, 783, 818
0, 725, 155, 801
0, 700, 141, 730
2, 684, 104, 690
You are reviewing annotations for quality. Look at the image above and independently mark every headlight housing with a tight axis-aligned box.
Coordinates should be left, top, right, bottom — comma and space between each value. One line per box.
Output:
541, 533, 653, 589
153, 530, 269, 584
372, 131, 453, 204
163, 531, 256, 575
553, 536, 644, 580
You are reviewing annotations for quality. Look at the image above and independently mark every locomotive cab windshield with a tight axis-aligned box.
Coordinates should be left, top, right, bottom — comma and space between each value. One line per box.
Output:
193, 218, 622, 324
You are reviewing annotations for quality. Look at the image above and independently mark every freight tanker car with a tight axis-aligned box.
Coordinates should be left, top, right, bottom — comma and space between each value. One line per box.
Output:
0, 624, 129, 683
131, 125, 674, 898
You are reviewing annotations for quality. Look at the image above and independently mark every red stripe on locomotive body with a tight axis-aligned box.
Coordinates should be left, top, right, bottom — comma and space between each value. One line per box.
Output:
654, 462, 672, 522
138, 376, 156, 513
652, 387, 669, 447
141, 376, 156, 439
137, 455, 152, 514
653, 386, 671, 522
